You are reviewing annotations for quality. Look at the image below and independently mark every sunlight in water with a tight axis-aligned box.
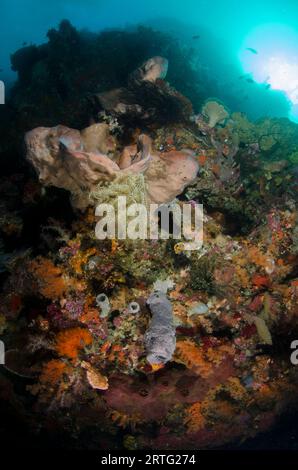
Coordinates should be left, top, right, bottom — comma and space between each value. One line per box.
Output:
240, 23, 298, 119
264, 56, 298, 104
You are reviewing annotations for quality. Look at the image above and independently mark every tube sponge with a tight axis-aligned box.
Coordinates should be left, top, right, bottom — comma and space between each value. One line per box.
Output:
144, 292, 176, 365
127, 302, 140, 314
96, 293, 110, 318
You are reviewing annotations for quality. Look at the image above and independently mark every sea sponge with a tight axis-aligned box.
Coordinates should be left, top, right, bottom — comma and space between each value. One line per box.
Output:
253, 316, 273, 345
25, 126, 151, 210
129, 56, 169, 83
201, 99, 229, 128
81, 361, 109, 390
145, 292, 176, 365
145, 150, 199, 204
25, 124, 119, 210
96, 293, 111, 318
118, 136, 198, 205
80, 123, 117, 155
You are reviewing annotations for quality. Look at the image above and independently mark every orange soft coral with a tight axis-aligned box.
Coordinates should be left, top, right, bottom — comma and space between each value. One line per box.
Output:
109, 410, 144, 430
234, 265, 250, 289
55, 327, 93, 360
225, 377, 248, 402
70, 247, 97, 274
184, 402, 206, 433
39, 359, 69, 385
205, 343, 235, 366
175, 339, 212, 378
28, 256, 66, 300
247, 246, 270, 269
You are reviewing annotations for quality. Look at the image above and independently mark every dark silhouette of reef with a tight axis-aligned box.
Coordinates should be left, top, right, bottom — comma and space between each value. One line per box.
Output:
9, 20, 204, 128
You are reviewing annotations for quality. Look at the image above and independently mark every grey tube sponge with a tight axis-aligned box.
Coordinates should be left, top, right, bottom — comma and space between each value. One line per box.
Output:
96, 293, 110, 318
127, 302, 140, 314
144, 292, 176, 365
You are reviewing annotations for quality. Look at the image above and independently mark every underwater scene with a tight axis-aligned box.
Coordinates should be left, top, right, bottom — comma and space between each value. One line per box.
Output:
0, 0, 298, 458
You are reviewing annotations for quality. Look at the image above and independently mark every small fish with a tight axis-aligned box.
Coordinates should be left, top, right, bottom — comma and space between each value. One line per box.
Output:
265, 84, 271, 90
246, 78, 254, 83
192, 35, 200, 40
22, 41, 27, 46
246, 47, 258, 54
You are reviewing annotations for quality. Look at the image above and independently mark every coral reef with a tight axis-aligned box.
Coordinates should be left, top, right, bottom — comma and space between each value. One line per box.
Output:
1, 21, 298, 452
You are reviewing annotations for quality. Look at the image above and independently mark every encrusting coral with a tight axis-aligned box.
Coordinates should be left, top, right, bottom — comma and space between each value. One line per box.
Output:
28, 256, 67, 300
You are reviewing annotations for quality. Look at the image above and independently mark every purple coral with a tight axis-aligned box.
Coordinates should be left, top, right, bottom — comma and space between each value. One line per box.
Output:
64, 298, 84, 319
46, 303, 64, 327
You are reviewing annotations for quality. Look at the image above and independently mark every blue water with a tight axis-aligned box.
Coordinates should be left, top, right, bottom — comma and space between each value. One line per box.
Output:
2, 0, 298, 120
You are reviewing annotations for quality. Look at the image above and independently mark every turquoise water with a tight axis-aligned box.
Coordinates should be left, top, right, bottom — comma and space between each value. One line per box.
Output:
1, 0, 298, 117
